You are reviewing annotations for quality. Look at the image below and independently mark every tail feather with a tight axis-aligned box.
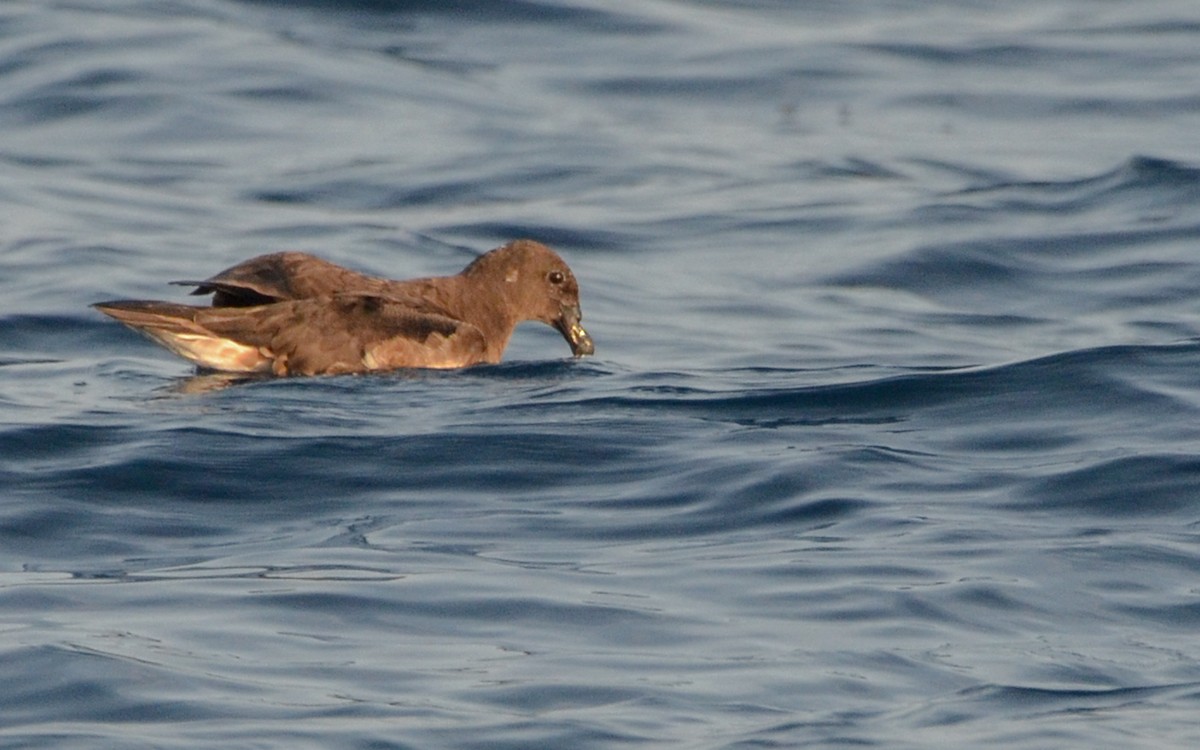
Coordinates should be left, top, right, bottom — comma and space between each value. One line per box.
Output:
92, 300, 273, 373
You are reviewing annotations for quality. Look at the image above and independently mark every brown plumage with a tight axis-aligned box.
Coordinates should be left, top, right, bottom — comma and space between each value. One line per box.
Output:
93, 239, 594, 375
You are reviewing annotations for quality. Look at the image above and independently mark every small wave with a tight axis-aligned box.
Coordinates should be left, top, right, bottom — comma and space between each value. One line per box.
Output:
948, 156, 1200, 215
1021, 454, 1200, 517
562, 342, 1200, 428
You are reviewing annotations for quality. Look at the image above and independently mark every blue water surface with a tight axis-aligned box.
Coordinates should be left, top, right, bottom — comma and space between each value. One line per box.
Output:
4, 1, 1200, 748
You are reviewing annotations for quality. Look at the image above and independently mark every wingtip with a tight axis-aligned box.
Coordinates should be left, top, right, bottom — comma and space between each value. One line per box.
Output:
92, 299, 150, 313
92, 299, 129, 313
169, 280, 212, 296
91, 300, 202, 327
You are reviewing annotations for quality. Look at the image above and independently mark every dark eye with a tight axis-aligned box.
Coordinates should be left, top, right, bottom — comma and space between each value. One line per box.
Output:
548, 270, 565, 285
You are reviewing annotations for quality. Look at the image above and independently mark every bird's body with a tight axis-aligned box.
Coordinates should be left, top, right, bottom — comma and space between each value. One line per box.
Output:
93, 240, 593, 375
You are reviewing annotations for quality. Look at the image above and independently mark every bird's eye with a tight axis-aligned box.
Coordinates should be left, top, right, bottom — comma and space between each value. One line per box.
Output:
548, 271, 565, 285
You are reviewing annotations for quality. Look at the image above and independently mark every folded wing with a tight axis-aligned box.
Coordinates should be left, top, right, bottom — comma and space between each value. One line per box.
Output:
173, 252, 392, 307
93, 295, 489, 375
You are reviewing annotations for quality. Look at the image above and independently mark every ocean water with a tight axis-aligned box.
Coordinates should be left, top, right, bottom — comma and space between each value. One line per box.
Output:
4, 0, 1200, 747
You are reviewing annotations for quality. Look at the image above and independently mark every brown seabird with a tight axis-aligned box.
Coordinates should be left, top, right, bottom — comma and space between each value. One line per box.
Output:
93, 239, 594, 375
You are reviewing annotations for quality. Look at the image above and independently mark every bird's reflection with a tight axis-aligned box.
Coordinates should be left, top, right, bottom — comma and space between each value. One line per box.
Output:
164, 370, 271, 395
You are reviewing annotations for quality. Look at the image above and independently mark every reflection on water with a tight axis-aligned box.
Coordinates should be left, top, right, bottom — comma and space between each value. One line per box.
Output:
165, 371, 271, 395
4, 0, 1200, 748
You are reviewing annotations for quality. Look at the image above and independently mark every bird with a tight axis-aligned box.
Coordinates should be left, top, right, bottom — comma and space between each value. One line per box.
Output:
93, 239, 594, 376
